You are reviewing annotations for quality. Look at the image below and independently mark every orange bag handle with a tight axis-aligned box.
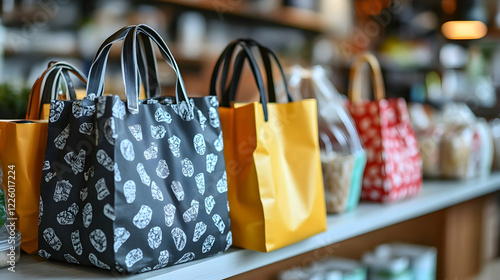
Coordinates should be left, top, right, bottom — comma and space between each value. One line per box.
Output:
348, 53, 386, 102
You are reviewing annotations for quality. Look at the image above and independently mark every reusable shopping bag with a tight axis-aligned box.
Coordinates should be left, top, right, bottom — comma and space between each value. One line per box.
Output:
0, 61, 86, 254
346, 53, 422, 203
38, 25, 231, 274
210, 39, 326, 252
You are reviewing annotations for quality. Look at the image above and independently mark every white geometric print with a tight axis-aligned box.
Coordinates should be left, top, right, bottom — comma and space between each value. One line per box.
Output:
147, 226, 162, 249
64, 254, 79, 264
103, 203, 115, 221
198, 110, 207, 131
56, 203, 79, 225
168, 135, 181, 157
171, 181, 184, 201
128, 124, 143, 141
72, 100, 95, 118
81, 203, 93, 230
163, 204, 176, 227
84, 166, 94, 181
71, 230, 83, 255
214, 131, 224, 152
225, 231, 232, 251
193, 221, 207, 242
63, 149, 86, 174
206, 153, 218, 173
114, 227, 130, 253
209, 107, 220, 128
137, 163, 151, 186
89, 229, 107, 252
125, 248, 143, 268
96, 149, 114, 172
181, 158, 194, 177
149, 181, 163, 201
112, 99, 126, 120
53, 180, 72, 202
79, 123, 93, 135
154, 108, 172, 123
104, 118, 117, 145
182, 200, 199, 223
120, 139, 135, 161
195, 173, 205, 195
205, 195, 215, 215
202, 235, 215, 253
42, 228, 62, 251
114, 163, 121, 182
123, 180, 136, 203
174, 252, 195, 264
216, 171, 227, 193
133, 205, 153, 229
89, 253, 110, 270
212, 214, 225, 234
171, 228, 187, 251
80, 187, 88, 201
49, 100, 64, 122
95, 178, 110, 200
155, 250, 169, 269
144, 143, 158, 160
54, 124, 70, 150
193, 134, 206, 155
151, 125, 166, 140
156, 160, 170, 179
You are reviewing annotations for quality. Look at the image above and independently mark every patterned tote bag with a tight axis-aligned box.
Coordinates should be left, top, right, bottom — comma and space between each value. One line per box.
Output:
38, 25, 232, 274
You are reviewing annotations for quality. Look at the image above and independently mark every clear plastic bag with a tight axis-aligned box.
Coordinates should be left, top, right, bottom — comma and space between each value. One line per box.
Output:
288, 66, 366, 213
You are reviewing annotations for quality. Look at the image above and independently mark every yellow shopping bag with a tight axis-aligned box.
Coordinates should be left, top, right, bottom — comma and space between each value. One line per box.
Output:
212, 39, 326, 252
0, 62, 86, 254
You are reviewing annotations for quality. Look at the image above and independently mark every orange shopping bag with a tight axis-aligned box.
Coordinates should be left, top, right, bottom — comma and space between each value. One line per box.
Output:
211, 39, 326, 252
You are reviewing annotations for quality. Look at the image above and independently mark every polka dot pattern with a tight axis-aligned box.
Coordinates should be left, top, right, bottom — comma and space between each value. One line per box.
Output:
347, 98, 423, 203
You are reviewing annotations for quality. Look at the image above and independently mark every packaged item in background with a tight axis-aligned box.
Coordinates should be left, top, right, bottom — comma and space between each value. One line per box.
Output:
411, 103, 493, 179
311, 258, 367, 280
490, 119, 500, 170
381, 243, 437, 280
288, 66, 366, 214
347, 53, 422, 203
362, 246, 412, 280
278, 257, 367, 280
210, 39, 326, 252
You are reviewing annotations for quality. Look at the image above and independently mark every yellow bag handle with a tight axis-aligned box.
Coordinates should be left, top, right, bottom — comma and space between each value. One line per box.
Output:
348, 53, 386, 102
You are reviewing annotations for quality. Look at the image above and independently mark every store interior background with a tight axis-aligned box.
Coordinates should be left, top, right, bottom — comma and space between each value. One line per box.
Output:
1, 0, 500, 279
1, 0, 500, 118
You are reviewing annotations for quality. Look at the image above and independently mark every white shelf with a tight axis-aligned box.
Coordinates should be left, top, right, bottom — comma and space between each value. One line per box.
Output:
3, 174, 500, 279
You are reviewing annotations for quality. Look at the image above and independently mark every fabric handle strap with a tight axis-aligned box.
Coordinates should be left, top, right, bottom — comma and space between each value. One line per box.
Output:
348, 52, 386, 102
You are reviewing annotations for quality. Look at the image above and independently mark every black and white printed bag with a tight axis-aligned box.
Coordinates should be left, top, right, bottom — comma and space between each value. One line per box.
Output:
38, 25, 232, 274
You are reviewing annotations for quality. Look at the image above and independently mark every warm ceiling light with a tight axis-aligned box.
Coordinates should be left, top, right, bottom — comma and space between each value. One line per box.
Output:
441, 20, 487, 40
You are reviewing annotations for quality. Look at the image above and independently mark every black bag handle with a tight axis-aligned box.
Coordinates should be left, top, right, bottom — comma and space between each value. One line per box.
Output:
210, 39, 269, 121
88, 26, 164, 100
121, 24, 192, 114
86, 25, 178, 114
227, 40, 292, 105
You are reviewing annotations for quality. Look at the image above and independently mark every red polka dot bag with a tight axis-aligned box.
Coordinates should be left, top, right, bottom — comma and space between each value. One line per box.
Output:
346, 53, 422, 203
